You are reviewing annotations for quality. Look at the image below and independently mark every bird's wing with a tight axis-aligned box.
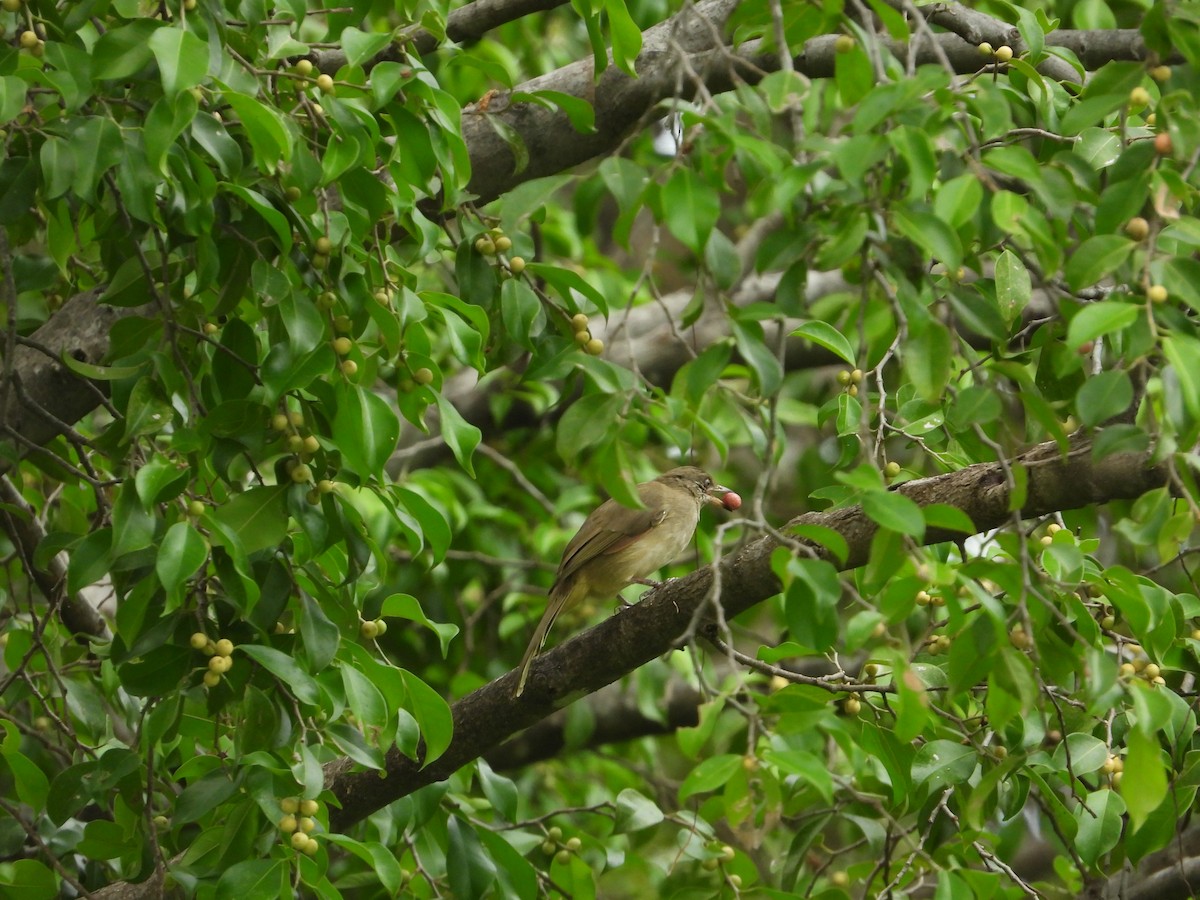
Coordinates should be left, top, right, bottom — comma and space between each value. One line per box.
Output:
555, 494, 669, 582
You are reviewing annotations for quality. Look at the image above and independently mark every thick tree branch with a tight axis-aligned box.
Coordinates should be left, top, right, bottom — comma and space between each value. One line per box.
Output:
0, 290, 143, 478
313, 0, 570, 69
0, 475, 110, 640
464, 22, 1153, 204
327, 435, 1169, 830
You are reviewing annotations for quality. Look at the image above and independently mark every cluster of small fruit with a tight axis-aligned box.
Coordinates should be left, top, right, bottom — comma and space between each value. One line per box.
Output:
359, 617, 388, 640
539, 826, 581, 866
976, 42, 1015, 63
278, 797, 322, 855
698, 841, 742, 888
474, 225, 527, 275
568, 312, 604, 356
835, 367, 863, 397
1123, 217, 1171, 305
269, 409, 338, 501
189, 633, 235, 688
291, 58, 336, 102
1118, 644, 1166, 688
1121, 65, 1176, 305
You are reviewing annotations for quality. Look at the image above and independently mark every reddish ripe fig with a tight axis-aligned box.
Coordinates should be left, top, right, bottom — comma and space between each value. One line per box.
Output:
722, 491, 742, 511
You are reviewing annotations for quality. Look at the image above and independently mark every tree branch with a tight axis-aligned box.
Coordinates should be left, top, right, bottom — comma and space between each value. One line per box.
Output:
0, 290, 144, 478
327, 435, 1169, 830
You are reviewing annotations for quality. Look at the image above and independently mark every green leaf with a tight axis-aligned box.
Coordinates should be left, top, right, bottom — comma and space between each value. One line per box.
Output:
0, 750, 49, 812
92, 19, 161, 81
1053, 733, 1110, 775
70, 117, 122, 201
381, 593, 459, 657
892, 208, 962, 270
557, 392, 624, 459
761, 748, 834, 803
156, 522, 209, 598
341, 26, 392, 68
214, 859, 288, 900
174, 768, 240, 823
791, 321, 855, 365
400, 669, 453, 764
210, 486, 287, 556
994, 249, 1031, 322
933, 173, 983, 229
1077, 369, 1133, 427
732, 319, 783, 396
679, 754, 743, 802
324, 836, 405, 896
660, 168, 719, 255
110, 483, 155, 560
297, 592, 340, 670
500, 278, 544, 350
912, 740, 977, 792
148, 27, 208, 96
134, 459, 189, 507
447, 816, 498, 900
790, 524, 850, 566
334, 383, 400, 480
613, 788, 665, 833
224, 91, 292, 172
1163, 335, 1200, 425
239, 645, 321, 705
341, 663, 389, 729
922, 503, 976, 535
605, 0, 643, 76
1123, 724, 1168, 831
1066, 301, 1140, 350
524, 263, 608, 315
435, 394, 481, 477
905, 317, 952, 401
780, 556, 842, 652
1064, 236, 1134, 291
1074, 789, 1126, 868
0, 859, 57, 899
509, 91, 596, 134
221, 184, 293, 255
81, 822, 136, 864
862, 490, 925, 538
0, 76, 28, 125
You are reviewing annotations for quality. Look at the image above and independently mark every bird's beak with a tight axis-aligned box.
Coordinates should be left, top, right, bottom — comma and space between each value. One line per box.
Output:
705, 483, 731, 506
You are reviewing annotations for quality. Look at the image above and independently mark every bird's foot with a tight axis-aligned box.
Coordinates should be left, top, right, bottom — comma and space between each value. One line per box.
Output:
630, 577, 664, 590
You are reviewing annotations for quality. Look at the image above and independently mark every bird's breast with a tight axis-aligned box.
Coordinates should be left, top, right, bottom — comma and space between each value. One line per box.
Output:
590, 506, 699, 595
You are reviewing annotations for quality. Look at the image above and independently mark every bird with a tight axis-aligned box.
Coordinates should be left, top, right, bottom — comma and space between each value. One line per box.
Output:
513, 466, 736, 697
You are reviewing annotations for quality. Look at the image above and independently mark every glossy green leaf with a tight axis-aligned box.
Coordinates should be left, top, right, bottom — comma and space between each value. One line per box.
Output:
400, 669, 453, 764
862, 490, 925, 538
156, 521, 209, 597
1077, 369, 1133, 427
210, 487, 287, 556
1066, 301, 1140, 349
381, 593, 459, 657
791, 321, 855, 365
239, 645, 321, 705
605, 0, 643, 76
912, 740, 977, 792
214, 860, 288, 900
224, 91, 292, 172
435, 394, 481, 477
334, 383, 400, 480
661, 168, 720, 255
1123, 723, 1168, 831
149, 27, 208, 96
1064, 235, 1134, 291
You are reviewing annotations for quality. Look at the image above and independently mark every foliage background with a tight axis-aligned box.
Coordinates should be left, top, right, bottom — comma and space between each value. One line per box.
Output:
1, 0, 1199, 897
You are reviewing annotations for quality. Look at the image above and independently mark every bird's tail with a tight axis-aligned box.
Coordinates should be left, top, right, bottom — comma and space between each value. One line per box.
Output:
513, 580, 577, 697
